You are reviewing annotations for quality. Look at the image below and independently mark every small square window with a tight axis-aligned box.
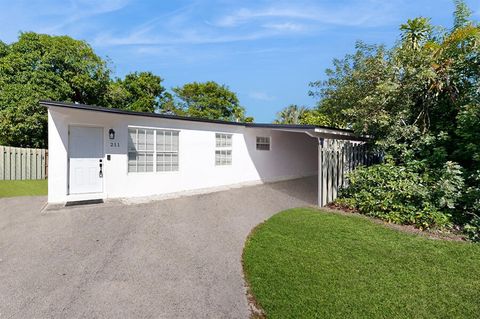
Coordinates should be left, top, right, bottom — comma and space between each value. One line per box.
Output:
256, 136, 270, 151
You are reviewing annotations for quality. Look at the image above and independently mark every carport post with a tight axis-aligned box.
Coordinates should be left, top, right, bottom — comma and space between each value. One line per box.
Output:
318, 138, 323, 207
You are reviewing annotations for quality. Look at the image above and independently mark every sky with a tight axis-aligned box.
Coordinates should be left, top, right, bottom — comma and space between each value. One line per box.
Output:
0, 0, 479, 123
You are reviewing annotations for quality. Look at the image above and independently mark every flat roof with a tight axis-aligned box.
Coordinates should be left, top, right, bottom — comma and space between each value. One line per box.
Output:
40, 100, 355, 135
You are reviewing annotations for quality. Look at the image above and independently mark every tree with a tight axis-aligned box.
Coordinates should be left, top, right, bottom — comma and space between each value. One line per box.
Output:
400, 17, 432, 50
299, 109, 335, 126
453, 0, 473, 30
104, 71, 166, 113
170, 81, 250, 122
274, 104, 308, 124
0, 32, 110, 147
309, 0, 480, 238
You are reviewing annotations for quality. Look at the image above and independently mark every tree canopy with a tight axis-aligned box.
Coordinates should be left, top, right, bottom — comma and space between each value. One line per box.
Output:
309, 0, 480, 240
104, 71, 166, 113
274, 104, 307, 124
274, 104, 334, 126
0, 33, 253, 147
170, 81, 250, 122
0, 32, 110, 147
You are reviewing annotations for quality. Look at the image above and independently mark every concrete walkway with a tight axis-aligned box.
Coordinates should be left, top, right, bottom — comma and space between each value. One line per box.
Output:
0, 177, 316, 318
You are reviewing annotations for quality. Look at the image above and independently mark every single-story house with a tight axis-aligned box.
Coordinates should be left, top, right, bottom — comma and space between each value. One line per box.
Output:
42, 101, 359, 205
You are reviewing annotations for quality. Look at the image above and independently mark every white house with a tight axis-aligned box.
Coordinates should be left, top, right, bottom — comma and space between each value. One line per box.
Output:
42, 101, 359, 205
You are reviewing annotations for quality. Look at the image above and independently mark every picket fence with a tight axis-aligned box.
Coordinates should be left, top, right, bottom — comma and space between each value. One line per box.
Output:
318, 142, 378, 206
0, 146, 48, 180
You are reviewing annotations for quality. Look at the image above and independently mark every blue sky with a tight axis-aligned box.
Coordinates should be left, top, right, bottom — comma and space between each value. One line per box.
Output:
0, 0, 479, 122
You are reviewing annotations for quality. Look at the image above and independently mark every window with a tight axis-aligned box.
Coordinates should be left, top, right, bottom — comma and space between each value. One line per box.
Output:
215, 133, 232, 165
128, 128, 179, 173
256, 136, 271, 151
216, 133, 232, 148
156, 130, 179, 172
128, 128, 154, 172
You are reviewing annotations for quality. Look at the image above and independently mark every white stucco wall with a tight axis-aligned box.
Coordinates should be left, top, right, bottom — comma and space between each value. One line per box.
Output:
48, 107, 318, 203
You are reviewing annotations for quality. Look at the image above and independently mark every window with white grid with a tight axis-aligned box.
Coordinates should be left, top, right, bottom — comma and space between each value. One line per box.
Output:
128, 128, 154, 172
256, 136, 271, 151
215, 133, 232, 165
128, 128, 179, 173
156, 130, 179, 172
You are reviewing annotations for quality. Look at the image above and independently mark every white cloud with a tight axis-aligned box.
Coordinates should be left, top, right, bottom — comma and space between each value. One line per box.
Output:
0, 0, 132, 40
94, 28, 276, 46
43, 0, 131, 34
92, 0, 397, 47
249, 91, 276, 101
212, 2, 396, 29
0, 0, 398, 48
262, 22, 306, 32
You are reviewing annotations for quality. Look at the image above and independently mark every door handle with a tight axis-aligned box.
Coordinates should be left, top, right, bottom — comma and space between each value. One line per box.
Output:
99, 162, 103, 178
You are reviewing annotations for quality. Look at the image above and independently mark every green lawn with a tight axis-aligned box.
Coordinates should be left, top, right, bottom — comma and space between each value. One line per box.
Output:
243, 208, 480, 319
0, 179, 47, 197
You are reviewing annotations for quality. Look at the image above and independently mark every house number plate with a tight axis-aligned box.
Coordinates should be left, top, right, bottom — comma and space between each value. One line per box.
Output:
110, 142, 120, 147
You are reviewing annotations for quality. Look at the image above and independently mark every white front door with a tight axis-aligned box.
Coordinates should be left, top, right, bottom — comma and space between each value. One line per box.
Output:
69, 126, 104, 194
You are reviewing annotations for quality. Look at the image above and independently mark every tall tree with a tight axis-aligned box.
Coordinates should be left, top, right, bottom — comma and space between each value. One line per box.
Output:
399, 17, 432, 50
274, 104, 308, 124
453, 0, 473, 30
104, 71, 166, 113
0, 32, 110, 147
170, 81, 250, 122
309, 0, 480, 238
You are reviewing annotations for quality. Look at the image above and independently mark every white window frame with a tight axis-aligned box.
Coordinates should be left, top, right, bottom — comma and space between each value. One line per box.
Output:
215, 133, 232, 166
128, 127, 180, 173
156, 129, 180, 172
128, 128, 155, 173
256, 136, 271, 151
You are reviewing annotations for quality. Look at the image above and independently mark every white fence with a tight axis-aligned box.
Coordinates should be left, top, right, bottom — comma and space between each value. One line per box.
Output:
319, 142, 377, 206
0, 146, 48, 180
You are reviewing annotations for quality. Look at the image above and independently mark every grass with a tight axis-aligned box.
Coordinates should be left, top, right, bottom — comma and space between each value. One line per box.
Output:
0, 179, 48, 197
243, 208, 480, 319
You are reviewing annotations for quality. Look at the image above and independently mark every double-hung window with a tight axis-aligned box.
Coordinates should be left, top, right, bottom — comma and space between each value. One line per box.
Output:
128, 128, 179, 173
256, 136, 271, 151
128, 128, 154, 172
156, 130, 179, 171
215, 133, 232, 166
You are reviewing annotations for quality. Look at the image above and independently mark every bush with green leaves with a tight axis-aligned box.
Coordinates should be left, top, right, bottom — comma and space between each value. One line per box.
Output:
312, 1, 480, 240
460, 172, 480, 241
337, 158, 464, 229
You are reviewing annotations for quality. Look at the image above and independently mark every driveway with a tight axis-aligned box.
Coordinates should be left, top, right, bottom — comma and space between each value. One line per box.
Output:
0, 177, 316, 318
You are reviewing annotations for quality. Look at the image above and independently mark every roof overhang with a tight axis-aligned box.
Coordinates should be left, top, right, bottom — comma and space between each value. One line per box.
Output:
41, 100, 365, 141
266, 127, 363, 141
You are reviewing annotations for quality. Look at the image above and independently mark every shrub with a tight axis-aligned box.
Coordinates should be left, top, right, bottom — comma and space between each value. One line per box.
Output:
337, 158, 462, 229
461, 172, 480, 241
464, 216, 480, 242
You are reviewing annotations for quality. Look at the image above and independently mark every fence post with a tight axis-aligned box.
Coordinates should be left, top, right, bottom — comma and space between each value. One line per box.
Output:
0, 146, 4, 180
6, 146, 11, 180
332, 147, 338, 201
318, 143, 323, 206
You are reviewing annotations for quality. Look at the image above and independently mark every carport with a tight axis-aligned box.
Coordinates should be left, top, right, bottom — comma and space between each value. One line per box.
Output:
252, 124, 366, 207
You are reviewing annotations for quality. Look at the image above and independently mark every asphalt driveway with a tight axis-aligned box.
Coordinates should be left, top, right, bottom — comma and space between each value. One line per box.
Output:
0, 177, 316, 318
